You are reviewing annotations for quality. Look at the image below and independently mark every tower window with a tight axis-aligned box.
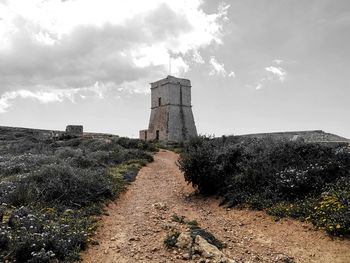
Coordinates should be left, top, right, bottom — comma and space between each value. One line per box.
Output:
158, 97, 161, 106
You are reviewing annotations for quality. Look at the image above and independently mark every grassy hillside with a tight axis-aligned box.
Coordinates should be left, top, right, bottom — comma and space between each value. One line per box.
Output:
179, 136, 350, 237
0, 127, 156, 262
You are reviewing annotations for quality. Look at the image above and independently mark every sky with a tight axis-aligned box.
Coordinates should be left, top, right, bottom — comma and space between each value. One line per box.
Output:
0, 0, 349, 138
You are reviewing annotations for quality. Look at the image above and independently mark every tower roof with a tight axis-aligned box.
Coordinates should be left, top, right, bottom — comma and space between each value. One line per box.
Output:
150, 75, 191, 88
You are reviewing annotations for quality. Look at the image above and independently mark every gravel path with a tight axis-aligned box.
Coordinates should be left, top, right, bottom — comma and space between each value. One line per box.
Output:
82, 150, 350, 263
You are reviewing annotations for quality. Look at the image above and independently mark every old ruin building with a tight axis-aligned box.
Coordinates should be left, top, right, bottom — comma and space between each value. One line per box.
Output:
140, 75, 197, 142
66, 125, 83, 137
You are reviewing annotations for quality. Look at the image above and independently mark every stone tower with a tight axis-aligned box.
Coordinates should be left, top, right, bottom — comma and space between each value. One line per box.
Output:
139, 75, 197, 142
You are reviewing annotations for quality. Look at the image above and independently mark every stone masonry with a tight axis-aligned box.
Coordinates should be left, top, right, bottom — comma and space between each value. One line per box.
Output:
66, 125, 83, 137
140, 75, 197, 142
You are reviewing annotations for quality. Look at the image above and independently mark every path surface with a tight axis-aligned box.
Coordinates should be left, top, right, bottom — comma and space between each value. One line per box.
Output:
82, 150, 350, 263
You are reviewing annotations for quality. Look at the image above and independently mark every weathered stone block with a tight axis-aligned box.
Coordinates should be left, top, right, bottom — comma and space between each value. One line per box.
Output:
66, 125, 83, 137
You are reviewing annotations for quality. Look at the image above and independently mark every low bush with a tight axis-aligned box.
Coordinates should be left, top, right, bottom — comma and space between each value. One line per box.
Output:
164, 231, 180, 248
179, 136, 350, 236
8, 165, 114, 206
0, 205, 94, 262
310, 177, 350, 235
0, 130, 155, 262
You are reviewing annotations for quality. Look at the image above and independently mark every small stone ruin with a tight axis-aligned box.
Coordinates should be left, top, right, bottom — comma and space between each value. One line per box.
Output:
65, 125, 83, 137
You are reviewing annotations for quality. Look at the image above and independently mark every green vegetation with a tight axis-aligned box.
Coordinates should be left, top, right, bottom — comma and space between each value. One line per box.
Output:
179, 136, 350, 236
164, 231, 180, 248
0, 129, 155, 262
171, 213, 186, 224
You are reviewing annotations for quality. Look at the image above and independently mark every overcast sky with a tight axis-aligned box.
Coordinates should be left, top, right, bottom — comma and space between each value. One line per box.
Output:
0, 0, 349, 138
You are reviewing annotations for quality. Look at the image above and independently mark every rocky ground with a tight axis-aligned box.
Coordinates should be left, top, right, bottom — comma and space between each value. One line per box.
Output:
82, 150, 350, 263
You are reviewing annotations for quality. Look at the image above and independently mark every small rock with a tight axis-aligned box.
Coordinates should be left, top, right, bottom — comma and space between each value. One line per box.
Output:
163, 222, 177, 230
176, 232, 192, 249
152, 202, 168, 210
195, 235, 235, 263
182, 253, 191, 260
195, 235, 222, 259
90, 240, 99, 246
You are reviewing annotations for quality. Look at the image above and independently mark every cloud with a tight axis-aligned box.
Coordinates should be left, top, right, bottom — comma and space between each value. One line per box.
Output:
192, 50, 205, 64
209, 56, 226, 76
0, 0, 230, 111
272, 59, 283, 65
228, 71, 236, 78
255, 82, 263, 90
265, 66, 287, 82
209, 56, 235, 78
254, 61, 287, 90
0, 83, 106, 113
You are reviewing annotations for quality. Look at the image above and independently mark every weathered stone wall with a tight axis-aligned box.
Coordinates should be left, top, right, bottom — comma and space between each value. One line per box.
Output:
167, 105, 197, 141
147, 105, 169, 141
151, 83, 170, 108
65, 125, 83, 137
140, 75, 198, 142
150, 76, 191, 89
139, 130, 148, 141
167, 84, 191, 106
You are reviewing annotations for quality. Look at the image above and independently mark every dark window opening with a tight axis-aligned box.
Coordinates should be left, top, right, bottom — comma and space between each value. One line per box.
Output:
158, 97, 161, 106
145, 131, 147, 141
156, 130, 159, 140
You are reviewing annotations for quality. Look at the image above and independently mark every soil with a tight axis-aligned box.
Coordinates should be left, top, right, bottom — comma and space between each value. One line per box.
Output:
82, 150, 350, 263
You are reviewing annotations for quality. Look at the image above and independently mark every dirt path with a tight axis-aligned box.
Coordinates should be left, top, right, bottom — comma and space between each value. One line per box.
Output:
82, 150, 350, 263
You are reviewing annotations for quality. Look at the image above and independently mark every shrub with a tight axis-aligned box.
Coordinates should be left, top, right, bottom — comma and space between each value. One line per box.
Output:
179, 136, 350, 236
164, 231, 180, 248
56, 147, 83, 159
309, 177, 350, 235
10, 165, 114, 206
178, 136, 223, 194
171, 214, 186, 223
1, 206, 91, 262
0, 129, 156, 261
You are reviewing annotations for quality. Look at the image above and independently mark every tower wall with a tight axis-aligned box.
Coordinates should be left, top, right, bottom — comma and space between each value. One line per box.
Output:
147, 106, 168, 141
167, 105, 197, 141
141, 75, 197, 142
